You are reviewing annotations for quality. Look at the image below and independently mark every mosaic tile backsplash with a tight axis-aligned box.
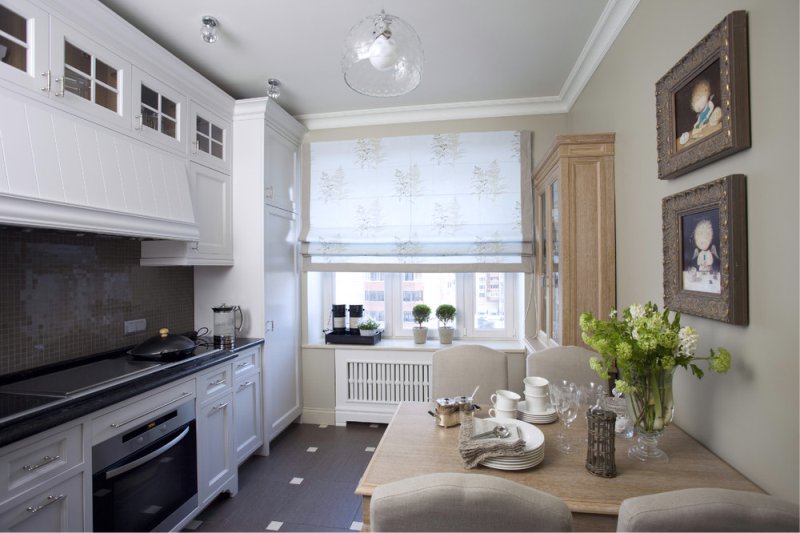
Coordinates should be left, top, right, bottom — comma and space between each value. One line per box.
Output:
0, 226, 194, 376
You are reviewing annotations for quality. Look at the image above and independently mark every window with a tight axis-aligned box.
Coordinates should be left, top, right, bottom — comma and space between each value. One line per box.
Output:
140, 84, 177, 138
63, 40, 119, 113
329, 272, 516, 339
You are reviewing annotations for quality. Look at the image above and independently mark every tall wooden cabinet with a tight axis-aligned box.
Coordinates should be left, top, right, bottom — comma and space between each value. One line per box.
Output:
533, 133, 616, 347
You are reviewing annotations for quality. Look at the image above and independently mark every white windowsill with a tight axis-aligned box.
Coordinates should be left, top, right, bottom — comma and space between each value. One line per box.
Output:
302, 337, 526, 353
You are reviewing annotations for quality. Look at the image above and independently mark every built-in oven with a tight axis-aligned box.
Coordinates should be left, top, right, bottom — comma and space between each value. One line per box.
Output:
92, 400, 197, 532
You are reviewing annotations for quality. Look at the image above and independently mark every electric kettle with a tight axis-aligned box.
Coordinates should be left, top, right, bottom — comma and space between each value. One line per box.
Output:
212, 303, 243, 347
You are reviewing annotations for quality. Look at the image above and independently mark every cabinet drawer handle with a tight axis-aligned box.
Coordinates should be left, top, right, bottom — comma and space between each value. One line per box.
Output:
22, 455, 61, 472
110, 392, 192, 428
210, 402, 229, 413
236, 362, 252, 369
238, 381, 254, 391
191, 140, 199, 154
210, 378, 227, 386
27, 494, 65, 513
135, 114, 143, 130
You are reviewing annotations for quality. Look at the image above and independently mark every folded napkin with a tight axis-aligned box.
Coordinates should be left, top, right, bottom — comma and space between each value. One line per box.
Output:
458, 416, 526, 469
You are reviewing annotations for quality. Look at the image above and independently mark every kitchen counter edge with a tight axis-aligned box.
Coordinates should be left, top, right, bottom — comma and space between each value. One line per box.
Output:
0, 338, 265, 448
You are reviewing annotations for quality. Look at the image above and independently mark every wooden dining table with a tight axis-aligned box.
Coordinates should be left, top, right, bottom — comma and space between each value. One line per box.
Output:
356, 402, 763, 531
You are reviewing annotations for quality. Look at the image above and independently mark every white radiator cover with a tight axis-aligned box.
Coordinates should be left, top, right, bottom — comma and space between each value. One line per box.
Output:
334, 349, 432, 425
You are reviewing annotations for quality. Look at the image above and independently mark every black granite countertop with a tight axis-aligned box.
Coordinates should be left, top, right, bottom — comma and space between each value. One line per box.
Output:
0, 337, 264, 448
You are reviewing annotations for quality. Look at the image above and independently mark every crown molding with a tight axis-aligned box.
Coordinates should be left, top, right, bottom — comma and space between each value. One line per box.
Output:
296, 96, 568, 130
559, 0, 639, 108
297, 0, 639, 131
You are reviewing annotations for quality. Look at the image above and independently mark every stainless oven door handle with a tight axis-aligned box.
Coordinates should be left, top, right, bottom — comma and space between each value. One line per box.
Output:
105, 425, 191, 481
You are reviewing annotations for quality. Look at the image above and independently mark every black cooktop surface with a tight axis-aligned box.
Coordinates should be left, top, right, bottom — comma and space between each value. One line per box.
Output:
0, 392, 61, 423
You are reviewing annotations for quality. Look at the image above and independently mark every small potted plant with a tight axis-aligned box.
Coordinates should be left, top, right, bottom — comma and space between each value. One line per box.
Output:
411, 304, 431, 344
358, 317, 381, 336
435, 304, 456, 344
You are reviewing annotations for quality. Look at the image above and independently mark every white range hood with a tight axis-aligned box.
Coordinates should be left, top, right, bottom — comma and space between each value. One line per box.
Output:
0, 89, 199, 241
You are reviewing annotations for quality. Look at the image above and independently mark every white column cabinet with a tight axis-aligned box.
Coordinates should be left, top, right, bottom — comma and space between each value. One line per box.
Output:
194, 98, 306, 449
264, 205, 302, 440
196, 365, 236, 508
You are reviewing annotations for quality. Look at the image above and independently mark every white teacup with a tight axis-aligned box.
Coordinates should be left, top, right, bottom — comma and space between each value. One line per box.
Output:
524, 376, 550, 395
524, 392, 549, 413
490, 389, 521, 411
488, 407, 517, 420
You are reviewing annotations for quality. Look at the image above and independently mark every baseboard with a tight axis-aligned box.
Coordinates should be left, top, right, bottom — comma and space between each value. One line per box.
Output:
301, 407, 336, 426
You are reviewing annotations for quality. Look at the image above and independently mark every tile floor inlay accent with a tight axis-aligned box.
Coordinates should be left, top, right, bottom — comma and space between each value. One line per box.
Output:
266, 521, 283, 531
350, 521, 363, 531
319, 424, 328, 428
365, 446, 376, 453
290, 477, 304, 485
189, 421, 386, 532
307, 447, 318, 453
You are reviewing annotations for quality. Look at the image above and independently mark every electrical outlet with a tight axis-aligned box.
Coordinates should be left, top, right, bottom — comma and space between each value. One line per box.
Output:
124, 318, 147, 336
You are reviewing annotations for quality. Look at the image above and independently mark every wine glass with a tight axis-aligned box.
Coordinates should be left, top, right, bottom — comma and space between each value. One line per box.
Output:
551, 382, 579, 454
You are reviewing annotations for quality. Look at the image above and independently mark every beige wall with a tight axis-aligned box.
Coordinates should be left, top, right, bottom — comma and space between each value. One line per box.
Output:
566, 0, 798, 501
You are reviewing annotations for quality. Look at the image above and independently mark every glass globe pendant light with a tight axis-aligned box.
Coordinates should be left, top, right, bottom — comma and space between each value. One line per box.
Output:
341, 10, 423, 97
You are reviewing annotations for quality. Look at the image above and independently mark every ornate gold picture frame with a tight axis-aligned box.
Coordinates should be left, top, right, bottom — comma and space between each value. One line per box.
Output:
662, 175, 747, 325
656, 11, 750, 180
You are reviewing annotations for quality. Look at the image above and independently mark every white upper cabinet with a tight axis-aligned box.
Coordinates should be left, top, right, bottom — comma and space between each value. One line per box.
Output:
48, 17, 130, 130
190, 101, 230, 172
0, 0, 49, 93
133, 68, 186, 154
140, 161, 232, 265
264, 126, 299, 213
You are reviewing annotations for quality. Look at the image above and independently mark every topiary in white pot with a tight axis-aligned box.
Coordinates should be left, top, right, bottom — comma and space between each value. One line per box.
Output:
435, 304, 456, 344
411, 304, 431, 344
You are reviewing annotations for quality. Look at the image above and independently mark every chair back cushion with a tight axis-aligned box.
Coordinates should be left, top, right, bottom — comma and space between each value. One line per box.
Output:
617, 488, 800, 532
370, 472, 573, 532
525, 345, 603, 389
432, 345, 508, 406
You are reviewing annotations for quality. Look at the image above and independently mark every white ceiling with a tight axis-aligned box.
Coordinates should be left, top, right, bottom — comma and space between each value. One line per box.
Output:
97, 0, 637, 126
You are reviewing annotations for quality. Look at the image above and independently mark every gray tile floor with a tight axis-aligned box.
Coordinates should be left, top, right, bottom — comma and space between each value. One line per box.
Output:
186, 422, 386, 532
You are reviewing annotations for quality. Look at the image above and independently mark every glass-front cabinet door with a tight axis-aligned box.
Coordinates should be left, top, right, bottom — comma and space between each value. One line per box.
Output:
550, 179, 561, 344
132, 67, 186, 153
0, 0, 49, 93
49, 18, 129, 129
189, 101, 230, 172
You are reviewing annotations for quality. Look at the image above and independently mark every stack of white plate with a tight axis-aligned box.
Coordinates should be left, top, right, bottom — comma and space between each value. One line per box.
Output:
479, 418, 545, 471
517, 400, 558, 424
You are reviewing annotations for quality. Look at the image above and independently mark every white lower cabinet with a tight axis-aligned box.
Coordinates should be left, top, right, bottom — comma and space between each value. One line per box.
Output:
0, 421, 88, 533
196, 364, 237, 508
234, 368, 262, 464
0, 472, 85, 532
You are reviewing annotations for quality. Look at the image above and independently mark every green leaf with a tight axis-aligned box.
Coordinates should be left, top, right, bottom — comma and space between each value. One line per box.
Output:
690, 363, 705, 379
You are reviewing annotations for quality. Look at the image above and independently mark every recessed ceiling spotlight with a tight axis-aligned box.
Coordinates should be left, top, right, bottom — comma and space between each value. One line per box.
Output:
267, 79, 281, 99
201, 16, 218, 44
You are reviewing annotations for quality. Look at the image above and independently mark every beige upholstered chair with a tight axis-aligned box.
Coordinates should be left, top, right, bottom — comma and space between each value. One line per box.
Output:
431, 345, 508, 406
525, 345, 603, 390
370, 472, 573, 532
616, 488, 800, 532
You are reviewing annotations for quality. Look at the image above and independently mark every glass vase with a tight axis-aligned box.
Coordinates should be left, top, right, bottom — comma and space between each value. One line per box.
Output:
626, 367, 675, 463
